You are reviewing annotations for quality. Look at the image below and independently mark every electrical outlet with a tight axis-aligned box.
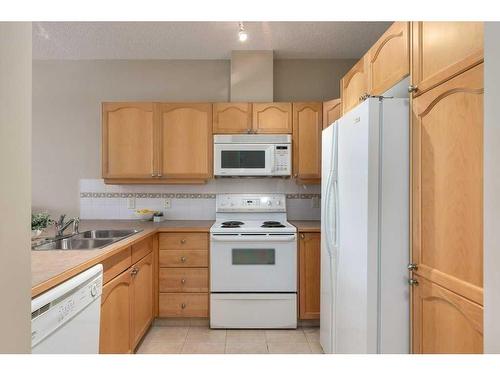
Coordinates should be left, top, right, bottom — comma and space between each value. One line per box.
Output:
311, 196, 320, 209
127, 197, 136, 209
164, 198, 171, 209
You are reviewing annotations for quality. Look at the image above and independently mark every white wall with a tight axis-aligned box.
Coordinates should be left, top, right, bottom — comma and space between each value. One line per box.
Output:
32, 58, 354, 217
0, 22, 31, 353
484, 22, 500, 354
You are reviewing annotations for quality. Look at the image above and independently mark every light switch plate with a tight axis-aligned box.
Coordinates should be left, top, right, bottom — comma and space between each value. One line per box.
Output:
127, 197, 136, 209
164, 198, 171, 209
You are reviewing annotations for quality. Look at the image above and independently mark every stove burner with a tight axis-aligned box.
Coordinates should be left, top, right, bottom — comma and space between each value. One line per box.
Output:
221, 220, 244, 228
261, 221, 286, 228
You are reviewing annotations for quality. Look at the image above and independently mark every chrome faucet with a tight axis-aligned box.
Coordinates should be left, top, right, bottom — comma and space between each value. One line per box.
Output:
55, 215, 80, 237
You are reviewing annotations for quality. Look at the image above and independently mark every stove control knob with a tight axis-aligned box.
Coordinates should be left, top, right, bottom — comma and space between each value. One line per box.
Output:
276, 200, 282, 206
267, 201, 272, 206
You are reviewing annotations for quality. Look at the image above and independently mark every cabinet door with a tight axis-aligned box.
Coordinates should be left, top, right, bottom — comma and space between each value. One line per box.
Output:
411, 22, 483, 96
412, 276, 483, 353
102, 102, 156, 179
131, 252, 154, 349
368, 21, 409, 95
299, 232, 321, 319
213, 103, 252, 134
158, 103, 212, 180
412, 64, 483, 305
292, 102, 322, 182
252, 103, 292, 134
322, 98, 341, 129
100, 270, 132, 354
341, 57, 369, 115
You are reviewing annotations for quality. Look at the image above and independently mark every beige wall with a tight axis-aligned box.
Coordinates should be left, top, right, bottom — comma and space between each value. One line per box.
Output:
32, 58, 354, 216
0, 22, 31, 353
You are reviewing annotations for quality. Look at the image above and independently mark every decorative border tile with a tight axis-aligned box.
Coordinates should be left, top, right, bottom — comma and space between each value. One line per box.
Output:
80, 192, 320, 199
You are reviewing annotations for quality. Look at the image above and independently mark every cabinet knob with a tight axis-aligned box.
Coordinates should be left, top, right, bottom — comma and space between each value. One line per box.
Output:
300, 233, 305, 240
180, 256, 187, 263
408, 85, 418, 93
181, 279, 186, 284
181, 303, 186, 309
130, 267, 139, 276
181, 239, 186, 244
408, 279, 419, 287
407, 263, 418, 271
293, 173, 298, 178
151, 173, 157, 177
157, 173, 163, 177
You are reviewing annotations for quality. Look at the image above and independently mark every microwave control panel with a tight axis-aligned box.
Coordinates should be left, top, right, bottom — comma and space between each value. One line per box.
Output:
273, 145, 291, 175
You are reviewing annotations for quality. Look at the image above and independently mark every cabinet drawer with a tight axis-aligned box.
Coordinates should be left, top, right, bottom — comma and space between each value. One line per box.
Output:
159, 268, 208, 293
102, 247, 132, 285
159, 250, 208, 267
159, 233, 208, 250
159, 293, 209, 317
131, 235, 153, 264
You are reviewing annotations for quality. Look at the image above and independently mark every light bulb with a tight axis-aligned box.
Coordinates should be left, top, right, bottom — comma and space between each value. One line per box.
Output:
239, 30, 248, 42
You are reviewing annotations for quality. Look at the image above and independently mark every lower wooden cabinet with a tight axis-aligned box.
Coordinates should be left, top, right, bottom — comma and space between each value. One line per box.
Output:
99, 240, 154, 354
298, 232, 321, 319
412, 276, 483, 354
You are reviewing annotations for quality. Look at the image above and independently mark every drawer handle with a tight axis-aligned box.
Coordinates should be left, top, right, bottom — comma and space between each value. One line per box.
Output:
181, 278, 186, 284
180, 256, 187, 263
181, 303, 186, 309
181, 239, 186, 244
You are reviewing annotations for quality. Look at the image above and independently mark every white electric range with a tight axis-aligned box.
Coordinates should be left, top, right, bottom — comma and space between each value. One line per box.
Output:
210, 193, 298, 329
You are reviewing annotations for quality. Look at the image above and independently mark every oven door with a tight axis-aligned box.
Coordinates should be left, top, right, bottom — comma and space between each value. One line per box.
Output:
210, 233, 297, 292
214, 143, 274, 176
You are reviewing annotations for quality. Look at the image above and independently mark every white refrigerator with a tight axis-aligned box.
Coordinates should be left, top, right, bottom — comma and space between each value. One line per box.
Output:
320, 97, 410, 354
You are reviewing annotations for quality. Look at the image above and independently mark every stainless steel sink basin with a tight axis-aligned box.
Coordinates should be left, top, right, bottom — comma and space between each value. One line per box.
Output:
32, 229, 143, 251
74, 229, 142, 239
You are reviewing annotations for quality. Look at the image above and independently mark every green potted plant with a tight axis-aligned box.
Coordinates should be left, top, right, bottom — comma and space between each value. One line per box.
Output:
31, 212, 53, 238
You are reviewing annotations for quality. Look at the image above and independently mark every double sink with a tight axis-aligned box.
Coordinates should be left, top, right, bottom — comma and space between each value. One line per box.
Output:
33, 229, 143, 251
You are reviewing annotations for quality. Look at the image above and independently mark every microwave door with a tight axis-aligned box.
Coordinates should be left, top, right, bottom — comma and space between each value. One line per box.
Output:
214, 144, 273, 176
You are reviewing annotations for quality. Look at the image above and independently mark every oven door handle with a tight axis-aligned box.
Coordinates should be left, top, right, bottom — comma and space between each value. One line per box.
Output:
210, 234, 297, 242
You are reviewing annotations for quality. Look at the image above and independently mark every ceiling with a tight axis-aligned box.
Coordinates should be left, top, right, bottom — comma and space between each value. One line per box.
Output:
33, 22, 392, 60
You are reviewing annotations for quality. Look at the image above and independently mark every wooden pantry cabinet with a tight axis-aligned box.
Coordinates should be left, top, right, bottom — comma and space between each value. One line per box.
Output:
292, 102, 322, 183
410, 22, 483, 97
102, 102, 212, 184
99, 237, 154, 354
322, 98, 341, 129
158, 232, 209, 318
368, 21, 409, 96
298, 232, 321, 320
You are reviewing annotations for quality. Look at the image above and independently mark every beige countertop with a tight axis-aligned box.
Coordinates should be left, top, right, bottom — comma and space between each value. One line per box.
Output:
32, 219, 213, 297
290, 220, 321, 232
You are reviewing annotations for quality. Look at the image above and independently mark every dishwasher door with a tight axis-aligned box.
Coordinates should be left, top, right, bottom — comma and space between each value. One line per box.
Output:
31, 264, 103, 354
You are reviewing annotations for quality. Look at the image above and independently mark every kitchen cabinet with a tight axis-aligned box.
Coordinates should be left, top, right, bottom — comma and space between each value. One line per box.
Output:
292, 102, 322, 183
158, 103, 213, 180
411, 22, 483, 97
100, 268, 133, 354
368, 21, 409, 96
252, 102, 293, 134
341, 56, 369, 115
412, 276, 483, 354
411, 63, 483, 353
298, 232, 321, 320
100, 236, 154, 354
322, 98, 341, 129
131, 252, 154, 349
158, 232, 209, 318
213, 102, 252, 134
102, 102, 155, 179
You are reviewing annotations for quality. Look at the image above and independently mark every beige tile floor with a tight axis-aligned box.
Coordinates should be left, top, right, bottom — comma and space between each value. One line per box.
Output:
136, 326, 323, 354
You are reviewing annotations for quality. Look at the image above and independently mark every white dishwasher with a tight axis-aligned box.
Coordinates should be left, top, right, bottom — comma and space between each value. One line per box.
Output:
31, 264, 103, 354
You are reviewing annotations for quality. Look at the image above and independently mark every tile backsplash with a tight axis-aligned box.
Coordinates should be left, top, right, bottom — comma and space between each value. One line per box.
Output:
80, 178, 321, 221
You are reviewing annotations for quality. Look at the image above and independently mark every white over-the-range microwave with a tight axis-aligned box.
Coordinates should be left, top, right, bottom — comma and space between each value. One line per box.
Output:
213, 134, 292, 177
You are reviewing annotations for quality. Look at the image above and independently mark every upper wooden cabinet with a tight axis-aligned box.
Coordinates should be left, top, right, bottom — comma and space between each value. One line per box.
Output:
102, 102, 155, 179
341, 56, 369, 115
322, 98, 342, 129
368, 21, 410, 95
213, 102, 252, 134
292, 102, 322, 182
299, 232, 321, 320
158, 103, 213, 180
252, 102, 293, 134
412, 276, 483, 354
411, 22, 483, 96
